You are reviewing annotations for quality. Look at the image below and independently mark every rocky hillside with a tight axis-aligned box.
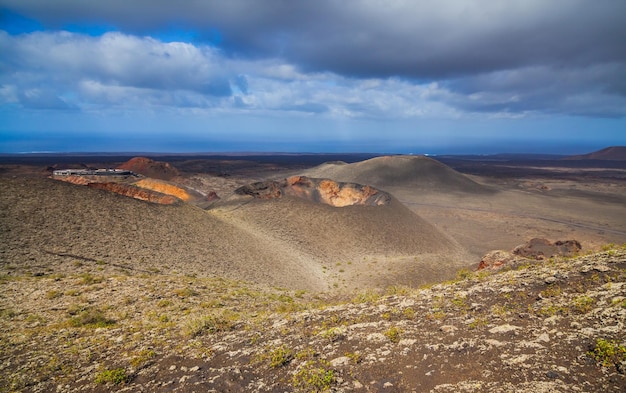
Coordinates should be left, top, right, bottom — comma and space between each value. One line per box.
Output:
1, 246, 624, 392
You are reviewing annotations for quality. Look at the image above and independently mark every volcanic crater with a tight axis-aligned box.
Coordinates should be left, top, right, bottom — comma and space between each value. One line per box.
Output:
235, 175, 391, 207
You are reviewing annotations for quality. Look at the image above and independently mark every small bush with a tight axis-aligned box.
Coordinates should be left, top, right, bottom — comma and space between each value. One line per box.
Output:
269, 345, 294, 368
173, 287, 198, 298
384, 326, 402, 343
572, 296, 594, 314
540, 285, 562, 298
130, 349, 156, 368
68, 308, 115, 328
588, 338, 626, 368
352, 290, 380, 304
292, 361, 334, 392
319, 327, 343, 342
402, 307, 416, 319
345, 351, 362, 364
79, 273, 103, 285
157, 299, 173, 308
94, 368, 129, 385
456, 268, 473, 281
45, 290, 63, 299
252, 345, 294, 368
183, 312, 236, 338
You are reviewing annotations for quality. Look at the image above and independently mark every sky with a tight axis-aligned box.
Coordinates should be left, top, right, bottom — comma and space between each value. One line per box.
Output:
0, 0, 625, 154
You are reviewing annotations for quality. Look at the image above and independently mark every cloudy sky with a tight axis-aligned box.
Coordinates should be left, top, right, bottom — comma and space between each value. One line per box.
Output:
1, 0, 625, 154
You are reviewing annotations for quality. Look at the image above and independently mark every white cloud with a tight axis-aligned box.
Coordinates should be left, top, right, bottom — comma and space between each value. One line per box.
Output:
1, 28, 625, 120
0, 30, 465, 119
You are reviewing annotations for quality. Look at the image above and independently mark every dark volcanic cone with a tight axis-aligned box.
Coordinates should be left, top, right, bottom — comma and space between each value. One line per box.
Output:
304, 155, 494, 194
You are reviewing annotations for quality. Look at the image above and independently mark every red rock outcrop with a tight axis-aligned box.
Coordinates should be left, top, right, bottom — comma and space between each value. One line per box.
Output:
513, 238, 582, 260
117, 157, 180, 180
235, 176, 391, 207
87, 182, 179, 205
477, 250, 518, 270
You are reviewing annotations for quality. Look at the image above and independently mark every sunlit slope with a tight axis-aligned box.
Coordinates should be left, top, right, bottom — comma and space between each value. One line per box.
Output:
2, 176, 470, 291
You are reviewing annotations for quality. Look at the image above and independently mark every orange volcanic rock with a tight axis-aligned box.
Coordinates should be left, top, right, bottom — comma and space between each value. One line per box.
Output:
87, 182, 179, 205
117, 157, 180, 180
235, 176, 390, 207
477, 250, 517, 270
317, 179, 382, 207
54, 175, 90, 186
134, 178, 192, 201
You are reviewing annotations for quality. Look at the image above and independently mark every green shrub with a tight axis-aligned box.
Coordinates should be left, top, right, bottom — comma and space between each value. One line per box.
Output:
45, 290, 63, 299
183, 312, 236, 337
456, 268, 473, 281
94, 368, 129, 385
269, 345, 294, 368
588, 338, 626, 367
572, 296, 594, 314
384, 326, 402, 343
292, 361, 334, 392
68, 308, 115, 328
79, 273, 103, 285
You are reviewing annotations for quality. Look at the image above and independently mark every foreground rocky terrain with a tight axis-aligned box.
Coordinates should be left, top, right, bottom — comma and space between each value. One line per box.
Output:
1, 152, 624, 392
1, 246, 624, 392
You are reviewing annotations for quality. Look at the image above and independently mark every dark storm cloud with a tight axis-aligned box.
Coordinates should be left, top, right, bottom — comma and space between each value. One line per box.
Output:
4, 0, 625, 78
442, 64, 626, 117
1, 0, 625, 119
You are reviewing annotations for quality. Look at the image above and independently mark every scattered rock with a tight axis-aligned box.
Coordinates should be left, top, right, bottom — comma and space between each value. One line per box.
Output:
331, 356, 350, 367
440, 325, 458, 334
489, 324, 521, 334
546, 370, 559, 379
544, 276, 558, 285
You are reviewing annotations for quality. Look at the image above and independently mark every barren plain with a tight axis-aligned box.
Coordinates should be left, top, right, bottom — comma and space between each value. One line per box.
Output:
0, 151, 625, 392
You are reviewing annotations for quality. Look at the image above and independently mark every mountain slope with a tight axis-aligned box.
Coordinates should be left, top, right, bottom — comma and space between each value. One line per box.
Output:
303, 155, 494, 193
0, 176, 323, 290
1, 175, 469, 291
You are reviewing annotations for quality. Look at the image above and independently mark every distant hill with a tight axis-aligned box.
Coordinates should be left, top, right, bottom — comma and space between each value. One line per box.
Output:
302, 155, 494, 194
117, 157, 180, 180
565, 146, 626, 161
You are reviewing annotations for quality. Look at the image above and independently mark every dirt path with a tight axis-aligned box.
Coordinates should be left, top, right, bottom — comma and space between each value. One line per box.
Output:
208, 207, 329, 291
